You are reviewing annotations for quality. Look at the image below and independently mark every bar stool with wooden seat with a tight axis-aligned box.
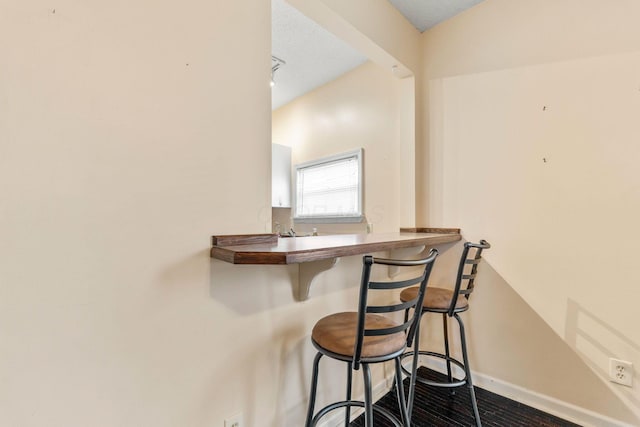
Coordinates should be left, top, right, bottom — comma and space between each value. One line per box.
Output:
400, 240, 490, 427
305, 249, 439, 427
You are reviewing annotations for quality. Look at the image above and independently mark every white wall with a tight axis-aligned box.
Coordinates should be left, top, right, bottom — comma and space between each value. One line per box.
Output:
421, 0, 640, 423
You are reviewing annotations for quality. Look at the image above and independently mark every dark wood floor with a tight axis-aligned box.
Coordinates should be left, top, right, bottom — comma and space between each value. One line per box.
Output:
351, 367, 581, 426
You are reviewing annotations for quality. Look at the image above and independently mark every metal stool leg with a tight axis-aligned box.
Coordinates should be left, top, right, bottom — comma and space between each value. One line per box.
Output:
362, 363, 374, 427
305, 352, 323, 427
443, 313, 453, 384
455, 313, 482, 427
406, 310, 422, 419
394, 357, 410, 427
344, 362, 352, 426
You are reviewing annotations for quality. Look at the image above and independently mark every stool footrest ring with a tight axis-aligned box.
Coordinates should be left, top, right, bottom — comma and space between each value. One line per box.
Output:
310, 400, 403, 427
400, 350, 467, 388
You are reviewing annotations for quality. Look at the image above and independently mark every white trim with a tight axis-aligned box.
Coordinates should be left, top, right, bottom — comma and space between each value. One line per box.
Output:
405, 358, 635, 427
315, 358, 635, 427
294, 215, 364, 224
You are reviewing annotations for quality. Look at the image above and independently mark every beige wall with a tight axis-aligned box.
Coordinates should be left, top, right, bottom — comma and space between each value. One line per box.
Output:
0, 2, 426, 426
272, 61, 401, 234
271, 63, 418, 416
0, 1, 294, 426
272, 9, 639, 425
426, 242, 637, 423
420, 0, 640, 423
4, 0, 640, 426
287, 0, 421, 227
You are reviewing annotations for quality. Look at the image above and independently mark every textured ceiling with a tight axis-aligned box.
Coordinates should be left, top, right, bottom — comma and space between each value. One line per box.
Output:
271, 0, 485, 110
271, 0, 367, 110
387, 0, 485, 32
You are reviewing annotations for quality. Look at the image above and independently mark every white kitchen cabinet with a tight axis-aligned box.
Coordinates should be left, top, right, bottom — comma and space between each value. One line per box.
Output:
272, 143, 292, 208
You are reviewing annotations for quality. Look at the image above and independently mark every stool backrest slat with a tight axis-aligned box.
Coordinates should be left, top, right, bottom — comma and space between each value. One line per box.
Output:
449, 240, 491, 316
353, 249, 438, 369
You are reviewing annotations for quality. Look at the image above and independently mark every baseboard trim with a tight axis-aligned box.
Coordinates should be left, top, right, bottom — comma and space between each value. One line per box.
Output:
315, 359, 634, 427
414, 358, 634, 427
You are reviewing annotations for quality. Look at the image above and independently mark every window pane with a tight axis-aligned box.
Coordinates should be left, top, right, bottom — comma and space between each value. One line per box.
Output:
296, 151, 362, 219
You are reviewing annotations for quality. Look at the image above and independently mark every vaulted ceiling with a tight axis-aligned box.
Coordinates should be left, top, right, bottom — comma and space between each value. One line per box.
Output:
271, 0, 485, 110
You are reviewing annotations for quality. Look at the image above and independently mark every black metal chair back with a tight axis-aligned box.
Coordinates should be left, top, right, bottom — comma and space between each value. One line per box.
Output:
353, 249, 438, 369
448, 239, 491, 316
305, 249, 439, 427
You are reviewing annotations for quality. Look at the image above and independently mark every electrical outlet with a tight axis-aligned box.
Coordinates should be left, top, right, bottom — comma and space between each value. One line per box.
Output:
609, 358, 633, 387
224, 413, 243, 427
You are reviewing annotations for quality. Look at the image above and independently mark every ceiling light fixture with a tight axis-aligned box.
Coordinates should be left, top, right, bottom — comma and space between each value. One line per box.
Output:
271, 55, 286, 87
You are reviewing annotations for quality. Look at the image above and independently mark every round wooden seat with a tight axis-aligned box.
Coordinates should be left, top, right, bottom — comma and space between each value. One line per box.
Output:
312, 312, 406, 359
400, 286, 469, 311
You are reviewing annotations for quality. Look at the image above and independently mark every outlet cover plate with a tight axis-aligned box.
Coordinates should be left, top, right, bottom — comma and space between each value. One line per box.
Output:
609, 358, 633, 387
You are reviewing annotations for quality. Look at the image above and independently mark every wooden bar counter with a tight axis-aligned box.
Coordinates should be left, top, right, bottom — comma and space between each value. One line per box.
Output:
211, 228, 461, 265
210, 228, 460, 300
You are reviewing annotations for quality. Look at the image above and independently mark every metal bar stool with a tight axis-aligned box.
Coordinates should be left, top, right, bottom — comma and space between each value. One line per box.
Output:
305, 249, 439, 427
400, 240, 490, 427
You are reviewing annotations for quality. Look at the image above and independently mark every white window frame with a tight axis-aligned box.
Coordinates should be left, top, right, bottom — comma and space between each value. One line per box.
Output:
293, 148, 364, 223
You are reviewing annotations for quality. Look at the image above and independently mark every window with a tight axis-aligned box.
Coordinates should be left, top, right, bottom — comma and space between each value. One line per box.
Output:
294, 149, 363, 223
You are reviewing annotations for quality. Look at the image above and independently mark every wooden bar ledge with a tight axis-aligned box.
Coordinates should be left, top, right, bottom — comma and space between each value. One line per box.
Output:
210, 229, 461, 301
210, 229, 461, 265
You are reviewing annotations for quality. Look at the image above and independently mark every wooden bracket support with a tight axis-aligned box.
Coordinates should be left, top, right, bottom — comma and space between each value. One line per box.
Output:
295, 257, 340, 301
